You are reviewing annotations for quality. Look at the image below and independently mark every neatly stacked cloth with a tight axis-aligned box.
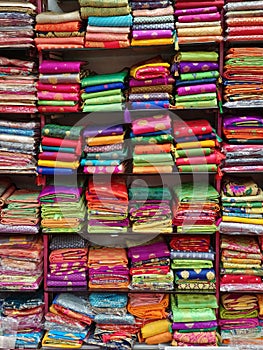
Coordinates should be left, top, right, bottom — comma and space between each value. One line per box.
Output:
129, 185, 173, 233
81, 124, 128, 174
131, 2, 174, 46
0, 1, 35, 48
224, 0, 263, 42
173, 119, 223, 173
86, 176, 129, 233
172, 50, 219, 109
88, 246, 130, 289
37, 123, 83, 176
173, 182, 220, 233
140, 319, 173, 345
79, 0, 132, 48
35, 11, 84, 50
131, 114, 174, 173
0, 235, 43, 290
171, 294, 218, 346
174, 1, 223, 45
0, 56, 37, 113
128, 238, 173, 290
220, 234, 263, 292
223, 47, 263, 108
129, 56, 171, 109
47, 234, 88, 289
81, 71, 128, 112
39, 184, 86, 233
42, 293, 94, 348
170, 234, 216, 292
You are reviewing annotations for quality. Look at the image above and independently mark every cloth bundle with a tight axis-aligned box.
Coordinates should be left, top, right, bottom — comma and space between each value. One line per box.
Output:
223, 47, 263, 108
172, 50, 219, 109
129, 185, 173, 232
129, 56, 172, 109
39, 184, 86, 233
128, 238, 173, 290
140, 319, 173, 345
130, 1, 174, 47
81, 71, 128, 112
0, 235, 43, 290
37, 123, 83, 176
88, 246, 129, 289
86, 176, 129, 233
130, 114, 174, 173
220, 234, 263, 292
35, 10, 84, 50
174, 2, 223, 45
173, 119, 223, 172
173, 182, 220, 233
81, 124, 128, 174
47, 234, 88, 289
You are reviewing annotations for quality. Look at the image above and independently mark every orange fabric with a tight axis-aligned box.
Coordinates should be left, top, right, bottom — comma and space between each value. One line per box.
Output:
35, 37, 84, 45
50, 304, 92, 325
128, 294, 169, 319
35, 21, 81, 32
88, 247, 128, 266
145, 332, 172, 345
134, 144, 172, 154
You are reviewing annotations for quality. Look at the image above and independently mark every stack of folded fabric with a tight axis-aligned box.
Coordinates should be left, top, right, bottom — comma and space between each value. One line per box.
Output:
173, 182, 220, 233
88, 246, 130, 289
220, 234, 263, 292
81, 71, 128, 112
172, 50, 219, 109
0, 1, 35, 48
224, 1, 263, 42
0, 56, 37, 113
42, 293, 94, 348
81, 124, 128, 174
86, 176, 129, 233
128, 238, 173, 290
170, 234, 216, 292
223, 47, 263, 108
140, 319, 173, 345
0, 119, 39, 173
129, 185, 173, 233
37, 123, 83, 176
174, 2, 223, 45
173, 119, 224, 172
131, 2, 174, 46
171, 294, 218, 346
37, 60, 88, 113
39, 184, 86, 233
129, 56, 172, 109
130, 114, 174, 173
220, 293, 260, 345
79, 0, 132, 48
0, 235, 43, 290
47, 234, 88, 289
35, 11, 84, 50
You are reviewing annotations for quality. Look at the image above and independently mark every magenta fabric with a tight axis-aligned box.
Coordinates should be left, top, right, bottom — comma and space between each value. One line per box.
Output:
132, 114, 171, 135
37, 91, 79, 101
175, 6, 218, 15
39, 61, 84, 74
37, 82, 80, 93
178, 12, 221, 23
132, 30, 172, 40
177, 83, 217, 96
129, 76, 175, 87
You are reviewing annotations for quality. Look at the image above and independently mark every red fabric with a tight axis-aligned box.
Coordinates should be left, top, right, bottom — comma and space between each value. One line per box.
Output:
170, 235, 210, 252
221, 274, 262, 284
38, 105, 80, 113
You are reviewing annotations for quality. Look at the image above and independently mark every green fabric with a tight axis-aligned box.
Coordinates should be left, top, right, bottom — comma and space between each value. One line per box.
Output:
173, 182, 219, 202
82, 103, 123, 112
128, 187, 172, 200
85, 149, 128, 160
133, 153, 173, 165
176, 148, 212, 158
175, 99, 218, 108
131, 134, 174, 144
80, 5, 131, 18
177, 51, 218, 62
178, 327, 217, 333
42, 225, 84, 233
221, 268, 263, 276
225, 57, 263, 66
42, 124, 82, 140
177, 164, 218, 172
7, 190, 39, 202
177, 294, 218, 309
171, 260, 213, 269
81, 71, 127, 88
79, 0, 128, 7
38, 101, 77, 106
81, 89, 122, 100
180, 71, 219, 81
221, 189, 263, 204
88, 225, 128, 233
221, 202, 263, 208
177, 224, 217, 233
219, 305, 258, 320
83, 94, 124, 105
176, 92, 217, 102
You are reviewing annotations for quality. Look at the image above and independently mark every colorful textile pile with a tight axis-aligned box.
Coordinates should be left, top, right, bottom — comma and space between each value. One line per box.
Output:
223, 47, 263, 108
79, 0, 132, 48
81, 124, 128, 174
130, 1, 174, 46
128, 238, 173, 290
129, 56, 172, 109
35, 10, 84, 50
170, 234, 216, 291
130, 114, 174, 173
47, 234, 88, 289
173, 182, 220, 233
220, 234, 263, 292
172, 50, 219, 109
81, 71, 128, 112
129, 185, 173, 233
42, 293, 93, 348
0, 56, 37, 113
171, 294, 218, 346
86, 176, 129, 233
0, 235, 43, 290
39, 184, 86, 233
173, 119, 223, 172
140, 319, 173, 345
37, 123, 83, 176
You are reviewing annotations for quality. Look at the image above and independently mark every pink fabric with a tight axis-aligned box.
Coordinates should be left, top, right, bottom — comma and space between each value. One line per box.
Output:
37, 82, 80, 93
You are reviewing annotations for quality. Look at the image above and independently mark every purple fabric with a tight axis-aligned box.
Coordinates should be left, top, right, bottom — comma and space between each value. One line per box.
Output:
128, 241, 170, 262
39, 60, 84, 74
47, 280, 87, 287
83, 125, 123, 138
129, 76, 175, 87
0, 224, 39, 234
177, 83, 217, 96
179, 62, 219, 73
47, 273, 86, 281
39, 185, 82, 201
223, 116, 263, 128
132, 30, 172, 40
88, 219, 129, 227
84, 143, 123, 153
172, 320, 218, 330
175, 6, 218, 16
49, 262, 87, 270
178, 12, 221, 23
89, 267, 129, 274
219, 318, 259, 330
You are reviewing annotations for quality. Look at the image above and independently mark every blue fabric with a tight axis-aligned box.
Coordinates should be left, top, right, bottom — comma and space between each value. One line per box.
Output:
0, 127, 36, 136
89, 293, 127, 308
80, 159, 121, 166
84, 82, 125, 93
37, 167, 75, 175
131, 100, 169, 109
42, 146, 75, 153
175, 78, 217, 87
130, 129, 172, 138
88, 14, 133, 27
94, 314, 135, 325
175, 268, 215, 281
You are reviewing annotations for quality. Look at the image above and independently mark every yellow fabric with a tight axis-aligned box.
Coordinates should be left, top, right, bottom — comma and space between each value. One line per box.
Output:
141, 319, 171, 338
38, 160, 79, 169
41, 332, 82, 349
222, 216, 263, 225
176, 140, 216, 149
130, 56, 170, 79
257, 294, 263, 316
86, 134, 124, 146
131, 38, 174, 46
